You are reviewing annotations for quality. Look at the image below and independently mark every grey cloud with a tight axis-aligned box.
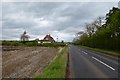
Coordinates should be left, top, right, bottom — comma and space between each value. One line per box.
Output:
2, 2, 117, 41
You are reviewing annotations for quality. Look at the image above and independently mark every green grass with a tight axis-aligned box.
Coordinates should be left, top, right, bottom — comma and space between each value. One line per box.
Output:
0, 41, 2, 45
79, 45, 120, 57
34, 47, 68, 78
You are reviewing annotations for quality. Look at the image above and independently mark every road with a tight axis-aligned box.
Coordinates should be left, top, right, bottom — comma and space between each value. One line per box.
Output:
69, 45, 119, 78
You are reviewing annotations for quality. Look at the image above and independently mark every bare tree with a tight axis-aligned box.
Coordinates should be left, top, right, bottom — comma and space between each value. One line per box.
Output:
85, 17, 104, 37
93, 16, 104, 31
75, 31, 84, 40
85, 23, 95, 37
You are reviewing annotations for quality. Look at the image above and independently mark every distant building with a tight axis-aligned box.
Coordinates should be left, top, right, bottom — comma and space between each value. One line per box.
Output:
39, 34, 55, 43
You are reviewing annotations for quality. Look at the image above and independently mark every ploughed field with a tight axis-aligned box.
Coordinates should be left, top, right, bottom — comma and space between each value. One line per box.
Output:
2, 46, 57, 78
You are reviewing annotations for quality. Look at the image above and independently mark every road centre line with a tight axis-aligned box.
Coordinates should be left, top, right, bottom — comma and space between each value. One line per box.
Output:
82, 51, 88, 55
92, 57, 115, 71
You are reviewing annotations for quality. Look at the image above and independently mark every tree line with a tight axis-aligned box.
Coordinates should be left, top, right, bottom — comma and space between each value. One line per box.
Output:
73, 7, 120, 51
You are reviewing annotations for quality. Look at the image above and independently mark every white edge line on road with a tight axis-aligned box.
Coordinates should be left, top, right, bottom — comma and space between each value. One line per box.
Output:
92, 57, 115, 71
82, 51, 88, 55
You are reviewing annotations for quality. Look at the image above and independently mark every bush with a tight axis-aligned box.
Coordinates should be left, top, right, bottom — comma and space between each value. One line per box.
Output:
2, 41, 22, 46
40, 43, 66, 47
2, 41, 66, 47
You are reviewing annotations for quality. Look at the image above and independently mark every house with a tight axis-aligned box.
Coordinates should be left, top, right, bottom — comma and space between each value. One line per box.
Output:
39, 34, 55, 43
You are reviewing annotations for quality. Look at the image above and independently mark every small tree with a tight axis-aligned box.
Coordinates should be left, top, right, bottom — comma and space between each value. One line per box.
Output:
20, 31, 30, 42
61, 40, 64, 43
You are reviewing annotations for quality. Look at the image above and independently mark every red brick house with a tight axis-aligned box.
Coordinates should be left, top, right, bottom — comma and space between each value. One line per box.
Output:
39, 34, 55, 43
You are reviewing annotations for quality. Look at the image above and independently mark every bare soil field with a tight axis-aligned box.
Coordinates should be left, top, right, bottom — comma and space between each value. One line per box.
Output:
2, 46, 57, 78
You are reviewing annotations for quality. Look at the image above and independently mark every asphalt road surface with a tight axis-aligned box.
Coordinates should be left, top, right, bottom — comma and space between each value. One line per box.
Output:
69, 45, 119, 78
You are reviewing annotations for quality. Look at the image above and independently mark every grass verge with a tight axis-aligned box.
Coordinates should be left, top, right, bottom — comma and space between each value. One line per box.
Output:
34, 47, 68, 78
79, 45, 120, 57
0, 41, 2, 45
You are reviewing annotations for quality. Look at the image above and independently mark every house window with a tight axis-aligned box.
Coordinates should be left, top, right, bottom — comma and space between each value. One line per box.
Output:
45, 38, 49, 40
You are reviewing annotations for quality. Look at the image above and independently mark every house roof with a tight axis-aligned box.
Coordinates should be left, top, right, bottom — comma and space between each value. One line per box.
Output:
42, 34, 55, 42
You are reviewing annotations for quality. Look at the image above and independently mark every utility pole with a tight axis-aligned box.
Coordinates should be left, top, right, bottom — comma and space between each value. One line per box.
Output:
56, 36, 58, 42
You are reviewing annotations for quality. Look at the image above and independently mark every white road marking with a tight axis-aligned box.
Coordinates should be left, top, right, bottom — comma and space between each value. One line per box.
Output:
82, 51, 88, 55
92, 57, 115, 71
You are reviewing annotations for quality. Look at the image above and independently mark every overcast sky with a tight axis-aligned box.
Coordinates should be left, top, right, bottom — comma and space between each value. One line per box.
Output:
2, 2, 118, 42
